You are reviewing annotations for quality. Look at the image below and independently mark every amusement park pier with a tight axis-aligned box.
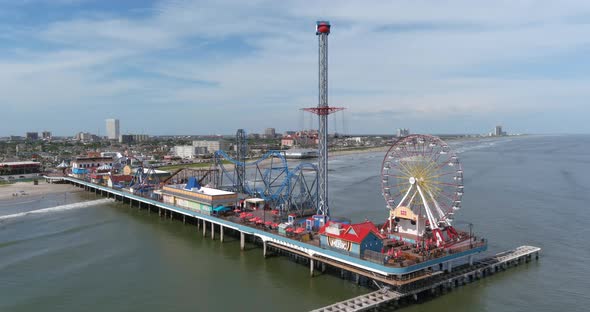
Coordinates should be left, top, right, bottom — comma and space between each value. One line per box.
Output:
44, 21, 540, 311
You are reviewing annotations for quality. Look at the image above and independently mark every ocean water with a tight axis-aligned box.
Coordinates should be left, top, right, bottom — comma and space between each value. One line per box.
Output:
1, 135, 588, 311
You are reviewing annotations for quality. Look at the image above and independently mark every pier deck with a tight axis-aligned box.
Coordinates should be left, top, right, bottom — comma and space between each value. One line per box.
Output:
47, 176, 540, 312
310, 245, 541, 312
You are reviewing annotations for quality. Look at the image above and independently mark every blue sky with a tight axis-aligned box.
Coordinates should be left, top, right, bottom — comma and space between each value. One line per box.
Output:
2, 0, 590, 136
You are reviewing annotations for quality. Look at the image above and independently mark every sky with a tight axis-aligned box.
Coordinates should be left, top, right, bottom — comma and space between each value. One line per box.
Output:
1, 0, 590, 136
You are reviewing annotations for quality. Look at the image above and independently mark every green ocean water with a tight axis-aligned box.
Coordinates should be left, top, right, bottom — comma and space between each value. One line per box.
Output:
1, 135, 588, 311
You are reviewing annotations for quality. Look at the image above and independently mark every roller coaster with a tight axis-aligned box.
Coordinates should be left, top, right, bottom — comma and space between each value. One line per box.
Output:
113, 155, 160, 194
213, 150, 319, 217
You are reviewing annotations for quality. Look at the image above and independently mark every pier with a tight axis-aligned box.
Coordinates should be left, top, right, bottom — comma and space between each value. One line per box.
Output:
46, 176, 541, 311
311, 245, 541, 312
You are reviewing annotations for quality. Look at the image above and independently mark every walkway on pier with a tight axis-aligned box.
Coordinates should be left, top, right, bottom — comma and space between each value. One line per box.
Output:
311, 289, 403, 312
310, 245, 541, 312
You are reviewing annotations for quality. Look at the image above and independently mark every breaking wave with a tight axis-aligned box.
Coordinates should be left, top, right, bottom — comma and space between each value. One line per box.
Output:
0, 198, 113, 221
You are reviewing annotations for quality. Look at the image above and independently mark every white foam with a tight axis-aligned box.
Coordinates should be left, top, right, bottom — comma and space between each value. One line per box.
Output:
0, 198, 114, 220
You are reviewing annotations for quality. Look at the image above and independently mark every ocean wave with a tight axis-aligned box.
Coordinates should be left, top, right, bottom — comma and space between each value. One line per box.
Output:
0, 198, 113, 221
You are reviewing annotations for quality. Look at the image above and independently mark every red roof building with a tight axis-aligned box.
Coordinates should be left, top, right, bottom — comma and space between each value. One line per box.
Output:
318, 221, 385, 257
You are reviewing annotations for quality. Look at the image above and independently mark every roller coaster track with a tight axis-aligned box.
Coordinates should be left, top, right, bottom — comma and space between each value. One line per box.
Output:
214, 150, 319, 216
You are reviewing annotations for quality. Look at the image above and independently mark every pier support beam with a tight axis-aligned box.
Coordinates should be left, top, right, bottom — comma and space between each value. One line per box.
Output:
240, 232, 245, 250
263, 241, 267, 258
183, 215, 186, 224
220, 226, 224, 243
203, 219, 206, 237
211, 222, 215, 240
310, 258, 315, 277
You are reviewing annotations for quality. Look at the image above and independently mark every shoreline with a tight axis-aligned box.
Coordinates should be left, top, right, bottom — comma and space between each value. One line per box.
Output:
0, 181, 79, 202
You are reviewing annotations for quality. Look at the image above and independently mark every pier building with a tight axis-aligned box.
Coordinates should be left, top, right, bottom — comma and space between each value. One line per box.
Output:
161, 180, 237, 216
319, 221, 385, 258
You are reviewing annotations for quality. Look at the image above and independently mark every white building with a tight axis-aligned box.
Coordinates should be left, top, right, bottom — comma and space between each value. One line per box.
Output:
106, 118, 120, 140
192, 140, 230, 153
174, 145, 207, 158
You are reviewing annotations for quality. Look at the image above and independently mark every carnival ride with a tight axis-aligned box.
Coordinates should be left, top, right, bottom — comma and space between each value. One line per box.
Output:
113, 155, 161, 193
213, 150, 319, 217
381, 134, 464, 246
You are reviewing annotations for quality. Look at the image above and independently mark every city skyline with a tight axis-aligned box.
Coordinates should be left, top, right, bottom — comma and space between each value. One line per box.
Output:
2, 1, 590, 136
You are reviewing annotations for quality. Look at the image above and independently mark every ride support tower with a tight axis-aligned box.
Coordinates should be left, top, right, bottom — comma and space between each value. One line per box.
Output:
235, 129, 247, 193
303, 21, 344, 219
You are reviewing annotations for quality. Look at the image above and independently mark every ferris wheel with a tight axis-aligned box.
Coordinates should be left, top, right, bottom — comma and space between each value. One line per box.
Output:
381, 134, 463, 243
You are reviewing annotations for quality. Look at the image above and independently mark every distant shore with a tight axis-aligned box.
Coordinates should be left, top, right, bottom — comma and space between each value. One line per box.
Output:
0, 181, 79, 201
329, 146, 389, 157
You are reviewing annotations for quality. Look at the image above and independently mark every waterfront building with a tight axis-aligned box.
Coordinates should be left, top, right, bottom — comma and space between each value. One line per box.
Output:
107, 175, 133, 188
106, 118, 120, 140
495, 125, 503, 136
70, 156, 114, 176
318, 221, 385, 258
161, 182, 237, 216
0, 161, 41, 176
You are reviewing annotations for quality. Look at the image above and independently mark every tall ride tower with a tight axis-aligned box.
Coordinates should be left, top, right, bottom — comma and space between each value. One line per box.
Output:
304, 21, 344, 219
235, 129, 247, 193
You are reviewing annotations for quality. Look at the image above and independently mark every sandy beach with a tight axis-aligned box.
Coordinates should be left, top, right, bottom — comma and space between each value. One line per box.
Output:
0, 181, 80, 201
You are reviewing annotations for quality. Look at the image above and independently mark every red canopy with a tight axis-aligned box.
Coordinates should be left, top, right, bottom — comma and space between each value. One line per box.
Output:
265, 221, 272, 225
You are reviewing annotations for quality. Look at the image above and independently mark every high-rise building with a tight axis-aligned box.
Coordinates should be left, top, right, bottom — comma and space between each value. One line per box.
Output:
132, 134, 149, 142
25, 132, 39, 140
396, 128, 410, 137
42, 131, 52, 140
75, 132, 99, 142
119, 134, 134, 144
494, 125, 503, 136
106, 118, 120, 140
264, 128, 276, 139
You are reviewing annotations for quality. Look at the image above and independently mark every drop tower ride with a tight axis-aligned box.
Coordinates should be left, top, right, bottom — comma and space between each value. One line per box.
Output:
304, 21, 344, 219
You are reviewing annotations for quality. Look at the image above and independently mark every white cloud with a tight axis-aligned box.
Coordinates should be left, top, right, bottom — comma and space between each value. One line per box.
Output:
2, 0, 590, 135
